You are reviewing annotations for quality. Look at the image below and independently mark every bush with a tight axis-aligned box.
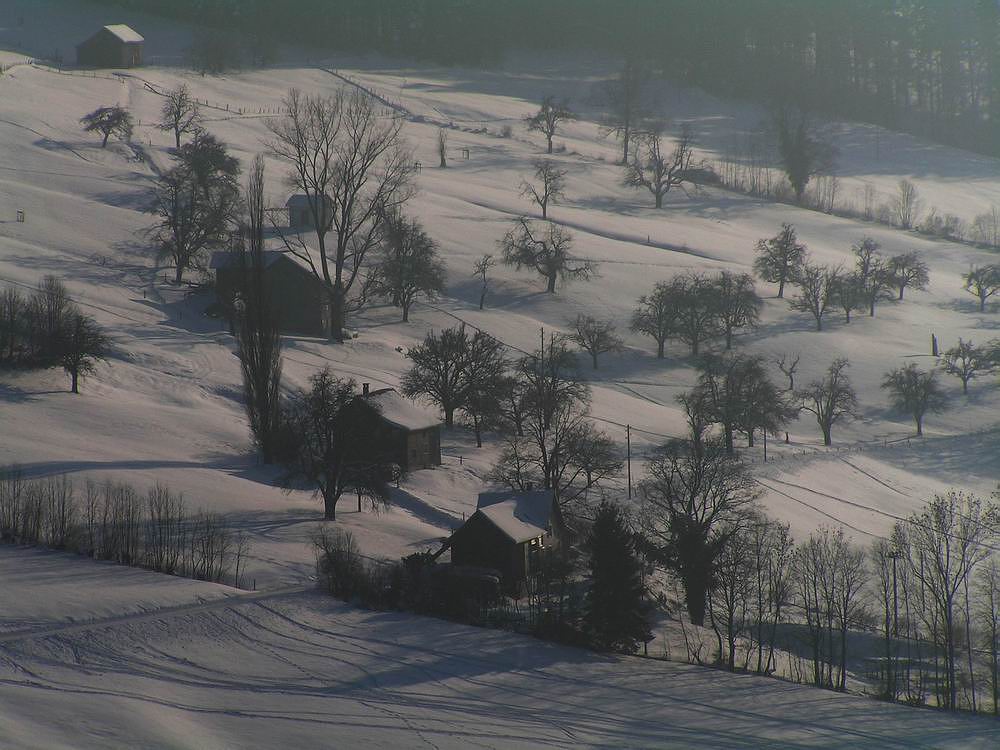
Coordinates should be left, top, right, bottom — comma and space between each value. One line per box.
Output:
500, 124, 513, 138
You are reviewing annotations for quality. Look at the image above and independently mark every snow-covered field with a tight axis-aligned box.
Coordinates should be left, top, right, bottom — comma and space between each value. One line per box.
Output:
3, 0, 1000, 745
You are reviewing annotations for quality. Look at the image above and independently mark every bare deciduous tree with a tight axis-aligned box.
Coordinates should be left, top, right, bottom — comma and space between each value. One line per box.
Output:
158, 84, 202, 149
267, 88, 414, 339
796, 357, 858, 445
942, 338, 996, 394
59, 310, 109, 394
499, 217, 595, 293
964, 265, 1000, 312
623, 124, 696, 208
882, 364, 946, 437
597, 58, 652, 164
714, 271, 761, 349
567, 314, 624, 369
831, 272, 865, 323
631, 282, 676, 359
519, 159, 567, 219
752, 223, 806, 299
889, 251, 930, 300
853, 237, 893, 317
437, 128, 448, 168
775, 352, 800, 391
80, 105, 133, 148
672, 272, 720, 356
525, 95, 575, 154
370, 212, 446, 322
894, 179, 922, 230
473, 254, 494, 310
789, 261, 839, 331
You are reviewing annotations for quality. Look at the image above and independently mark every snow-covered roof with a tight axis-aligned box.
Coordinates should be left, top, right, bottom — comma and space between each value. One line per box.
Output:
103, 25, 144, 44
476, 490, 555, 544
366, 389, 441, 431
209, 251, 285, 270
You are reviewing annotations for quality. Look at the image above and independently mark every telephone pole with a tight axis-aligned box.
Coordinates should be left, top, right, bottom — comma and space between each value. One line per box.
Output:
626, 424, 632, 499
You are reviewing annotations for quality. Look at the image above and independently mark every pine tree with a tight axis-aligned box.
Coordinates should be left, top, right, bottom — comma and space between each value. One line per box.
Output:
583, 502, 652, 653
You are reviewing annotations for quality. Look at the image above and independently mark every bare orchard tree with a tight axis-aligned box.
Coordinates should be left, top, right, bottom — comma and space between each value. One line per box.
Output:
713, 271, 762, 350
370, 212, 446, 322
775, 352, 800, 391
773, 106, 835, 204
881, 364, 946, 437
59, 310, 110, 394
80, 105, 133, 148
894, 180, 922, 230
942, 338, 996, 394
964, 265, 1000, 312
889, 251, 930, 300
831, 272, 865, 323
437, 128, 448, 168
752, 223, 806, 299
473, 254, 495, 310
237, 156, 283, 464
796, 357, 858, 446
279, 369, 397, 520
901, 492, 999, 711
567, 314, 624, 369
671, 272, 720, 356
597, 57, 653, 164
639, 437, 760, 627
267, 88, 414, 339
853, 237, 893, 317
158, 84, 202, 149
499, 217, 595, 293
525, 95, 575, 154
631, 281, 676, 359
789, 261, 839, 331
519, 159, 567, 219
624, 124, 696, 208
147, 161, 238, 283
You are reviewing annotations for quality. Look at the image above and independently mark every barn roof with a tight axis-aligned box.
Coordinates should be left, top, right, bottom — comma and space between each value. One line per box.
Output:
209, 251, 285, 270
366, 388, 441, 431
103, 25, 144, 44
476, 490, 555, 544
285, 194, 333, 209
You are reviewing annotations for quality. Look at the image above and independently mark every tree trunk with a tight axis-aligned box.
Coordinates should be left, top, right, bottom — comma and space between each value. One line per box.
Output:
444, 407, 454, 428
174, 265, 184, 284
777, 277, 785, 299
546, 135, 553, 154
816, 317, 823, 332
70, 368, 79, 394
684, 570, 708, 627
962, 378, 969, 395
655, 191, 663, 209
915, 416, 923, 436
657, 339, 665, 359
724, 425, 734, 455
541, 201, 548, 219
101, 131, 110, 148
822, 425, 832, 446
402, 303, 410, 322
898, 286, 905, 300
479, 291, 486, 310
869, 299, 876, 316
591, 352, 598, 369
546, 273, 557, 293
175, 129, 181, 150
725, 329, 733, 349
323, 491, 338, 520
330, 285, 346, 341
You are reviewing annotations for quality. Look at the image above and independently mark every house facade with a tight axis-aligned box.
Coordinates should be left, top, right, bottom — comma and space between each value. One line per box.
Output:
356, 386, 442, 471
210, 251, 331, 337
449, 490, 564, 587
77, 25, 144, 68
285, 194, 333, 231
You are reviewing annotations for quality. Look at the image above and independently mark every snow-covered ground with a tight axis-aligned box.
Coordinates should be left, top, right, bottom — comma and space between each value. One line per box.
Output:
3, 0, 1000, 744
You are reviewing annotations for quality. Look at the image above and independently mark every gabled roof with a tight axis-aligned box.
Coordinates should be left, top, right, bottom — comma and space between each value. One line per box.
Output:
285, 194, 333, 210
365, 388, 441, 431
476, 490, 556, 544
103, 25, 144, 44
209, 250, 286, 271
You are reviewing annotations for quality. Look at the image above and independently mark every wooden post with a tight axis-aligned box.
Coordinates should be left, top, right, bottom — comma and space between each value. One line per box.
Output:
626, 425, 632, 499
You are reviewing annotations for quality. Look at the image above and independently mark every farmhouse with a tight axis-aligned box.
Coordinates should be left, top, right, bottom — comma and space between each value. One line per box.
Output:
355, 385, 442, 471
76, 25, 144, 68
449, 490, 565, 587
286, 194, 333, 231
210, 251, 331, 337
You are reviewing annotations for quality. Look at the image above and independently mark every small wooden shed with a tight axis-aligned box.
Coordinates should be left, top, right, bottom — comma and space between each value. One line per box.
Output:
449, 490, 564, 586
210, 251, 331, 337
76, 25, 144, 68
357, 386, 442, 471
286, 194, 333, 231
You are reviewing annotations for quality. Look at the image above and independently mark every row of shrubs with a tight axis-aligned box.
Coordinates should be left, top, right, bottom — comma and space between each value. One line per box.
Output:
0, 466, 251, 587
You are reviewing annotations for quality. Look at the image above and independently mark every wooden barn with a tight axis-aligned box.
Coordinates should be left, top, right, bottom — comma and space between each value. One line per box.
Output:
449, 490, 565, 587
210, 251, 331, 337
355, 386, 442, 471
286, 194, 333, 231
76, 25, 144, 68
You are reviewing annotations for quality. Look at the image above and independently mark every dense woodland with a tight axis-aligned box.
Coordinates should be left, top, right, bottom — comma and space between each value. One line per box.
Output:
97, 0, 1000, 155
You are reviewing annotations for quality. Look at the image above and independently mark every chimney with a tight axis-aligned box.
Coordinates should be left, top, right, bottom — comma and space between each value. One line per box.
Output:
362, 382, 370, 396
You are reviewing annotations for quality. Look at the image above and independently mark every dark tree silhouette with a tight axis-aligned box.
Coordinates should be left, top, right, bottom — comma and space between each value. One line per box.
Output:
584, 501, 652, 653
752, 224, 806, 299
789, 261, 839, 331
499, 217, 595, 293
942, 338, 996, 394
567, 314, 623, 369
59, 311, 109, 394
714, 271, 761, 349
473, 254, 494, 310
371, 212, 446, 322
796, 358, 859, 446
631, 282, 677, 358
964, 265, 1000, 312
882, 364, 946, 436
623, 125, 695, 208
773, 106, 835, 204
889, 251, 930, 300
525, 95, 575, 154
519, 159, 567, 219
158, 84, 202, 149
597, 58, 653, 164
80, 105, 133, 148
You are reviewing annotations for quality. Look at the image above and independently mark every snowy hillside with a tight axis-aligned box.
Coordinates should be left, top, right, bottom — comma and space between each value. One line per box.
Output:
3, 0, 1000, 744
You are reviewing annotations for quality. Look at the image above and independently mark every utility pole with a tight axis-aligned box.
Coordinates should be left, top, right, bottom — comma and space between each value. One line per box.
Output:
763, 429, 767, 463
626, 424, 632, 500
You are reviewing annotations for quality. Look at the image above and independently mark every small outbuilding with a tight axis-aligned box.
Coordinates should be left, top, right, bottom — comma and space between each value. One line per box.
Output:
449, 489, 565, 587
76, 25, 144, 68
355, 386, 442, 471
210, 251, 331, 337
286, 194, 334, 231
